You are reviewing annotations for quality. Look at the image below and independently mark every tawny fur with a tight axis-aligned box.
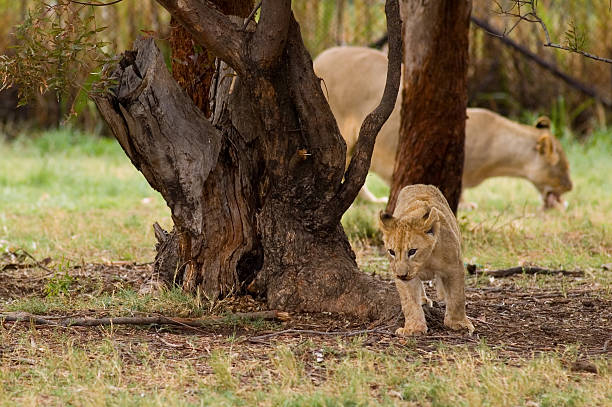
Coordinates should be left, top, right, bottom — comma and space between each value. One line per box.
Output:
379, 185, 474, 336
314, 46, 572, 208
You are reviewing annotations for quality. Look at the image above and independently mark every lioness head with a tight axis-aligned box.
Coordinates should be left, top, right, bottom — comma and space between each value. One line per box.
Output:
530, 117, 573, 209
379, 205, 441, 281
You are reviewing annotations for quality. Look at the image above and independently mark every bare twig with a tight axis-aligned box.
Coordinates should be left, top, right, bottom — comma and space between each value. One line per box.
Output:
495, 0, 612, 64
466, 264, 584, 278
242, 1, 262, 31
0, 248, 54, 274
67, 0, 124, 6
543, 43, 612, 64
0, 310, 290, 328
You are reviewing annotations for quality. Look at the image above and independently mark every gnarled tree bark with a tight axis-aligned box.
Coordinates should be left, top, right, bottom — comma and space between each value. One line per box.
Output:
387, 0, 472, 214
94, 0, 404, 321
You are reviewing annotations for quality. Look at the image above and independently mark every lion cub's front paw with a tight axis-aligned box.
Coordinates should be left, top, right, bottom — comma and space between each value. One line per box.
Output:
395, 323, 428, 336
444, 317, 475, 334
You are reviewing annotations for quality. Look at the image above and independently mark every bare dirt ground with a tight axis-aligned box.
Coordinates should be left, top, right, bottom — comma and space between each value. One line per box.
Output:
1, 259, 610, 369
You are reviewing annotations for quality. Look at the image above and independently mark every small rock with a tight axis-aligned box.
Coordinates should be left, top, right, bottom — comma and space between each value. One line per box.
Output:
602, 263, 612, 271
388, 390, 403, 400
313, 349, 324, 363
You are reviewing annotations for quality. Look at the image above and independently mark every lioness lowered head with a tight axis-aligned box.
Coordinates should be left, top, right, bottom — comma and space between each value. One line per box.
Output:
379, 185, 474, 336
528, 116, 573, 208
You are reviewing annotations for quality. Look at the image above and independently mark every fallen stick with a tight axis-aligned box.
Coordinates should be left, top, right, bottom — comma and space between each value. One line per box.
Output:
0, 248, 54, 274
246, 325, 394, 342
466, 264, 584, 277
0, 310, 290, 328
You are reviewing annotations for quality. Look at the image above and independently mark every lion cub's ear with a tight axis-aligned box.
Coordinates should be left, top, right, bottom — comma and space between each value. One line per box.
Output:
379, 211, 396, 231
422, 207, 441, 236
534, 116, 551, 129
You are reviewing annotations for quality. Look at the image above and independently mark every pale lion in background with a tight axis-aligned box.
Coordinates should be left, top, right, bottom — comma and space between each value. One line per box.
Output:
314, 46, 573, 209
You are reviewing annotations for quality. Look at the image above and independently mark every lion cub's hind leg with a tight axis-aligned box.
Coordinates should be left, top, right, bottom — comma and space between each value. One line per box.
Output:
395, 278, 428, 336
420, 281, 433, 307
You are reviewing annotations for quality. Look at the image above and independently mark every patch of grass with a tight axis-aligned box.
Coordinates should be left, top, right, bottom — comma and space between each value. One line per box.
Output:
210, 349, 238, 391
4, 287, 208, 318
2, 329, 609, 406
44, 258, 74, 297
0, 129, 171, 262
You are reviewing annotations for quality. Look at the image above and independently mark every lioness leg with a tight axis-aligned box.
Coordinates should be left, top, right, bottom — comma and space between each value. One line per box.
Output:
395, 278, 428, 336
439, 270, 474, 334
358, 184, 388, 204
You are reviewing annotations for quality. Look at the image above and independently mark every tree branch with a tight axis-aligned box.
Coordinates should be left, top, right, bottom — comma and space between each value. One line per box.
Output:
543, 42, 612, 65
471, 16, 612, 108
154, 0, 247, 74
0, 310, 291, 328
251, 0, 292, 69
330, 0, 402, 217
466, 264, 584, 277
496, 0, 612, 65
242, 1, 262, 31
67, 0, 124, 6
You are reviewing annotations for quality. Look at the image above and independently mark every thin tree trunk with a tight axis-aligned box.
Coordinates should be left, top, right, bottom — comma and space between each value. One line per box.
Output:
169, 0, 253, 116
387, 0, 472, 214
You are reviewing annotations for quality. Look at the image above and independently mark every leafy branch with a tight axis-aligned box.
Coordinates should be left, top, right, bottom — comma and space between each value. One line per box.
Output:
494, 0, 612, 64
0, 1, 114, 111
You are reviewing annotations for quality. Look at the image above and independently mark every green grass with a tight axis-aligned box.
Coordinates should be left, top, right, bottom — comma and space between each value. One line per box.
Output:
0, 128, 171, 262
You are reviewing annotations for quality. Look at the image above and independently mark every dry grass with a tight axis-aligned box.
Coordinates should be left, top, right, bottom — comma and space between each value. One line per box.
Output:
1, 324, 610, 406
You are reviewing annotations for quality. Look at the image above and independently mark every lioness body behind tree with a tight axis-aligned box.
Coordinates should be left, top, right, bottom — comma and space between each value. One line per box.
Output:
314, 46, 573, 208
379, 184, 474, 335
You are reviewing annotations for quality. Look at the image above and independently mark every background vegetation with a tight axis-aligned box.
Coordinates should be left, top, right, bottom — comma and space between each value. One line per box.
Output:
0, 0, 610, 134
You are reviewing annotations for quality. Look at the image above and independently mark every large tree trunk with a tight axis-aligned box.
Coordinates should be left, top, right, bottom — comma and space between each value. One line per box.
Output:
94, 1, 404, 321
387, 0, 472, 214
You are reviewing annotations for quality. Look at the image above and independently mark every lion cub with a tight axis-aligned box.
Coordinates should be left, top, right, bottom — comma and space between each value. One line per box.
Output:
379, 184, 474, 336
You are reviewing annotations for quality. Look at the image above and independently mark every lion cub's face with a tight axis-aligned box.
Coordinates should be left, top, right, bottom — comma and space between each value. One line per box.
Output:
379, 206, 440, 281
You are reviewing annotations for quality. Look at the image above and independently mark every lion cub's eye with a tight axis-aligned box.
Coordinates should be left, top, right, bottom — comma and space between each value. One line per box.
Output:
426, 227, 434, 235
407, 248, 417, 257
388, 249, 395, 257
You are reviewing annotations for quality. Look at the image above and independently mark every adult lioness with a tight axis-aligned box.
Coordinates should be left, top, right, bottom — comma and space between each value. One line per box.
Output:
380, 184, 474, 335
313, 46, 573, 208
